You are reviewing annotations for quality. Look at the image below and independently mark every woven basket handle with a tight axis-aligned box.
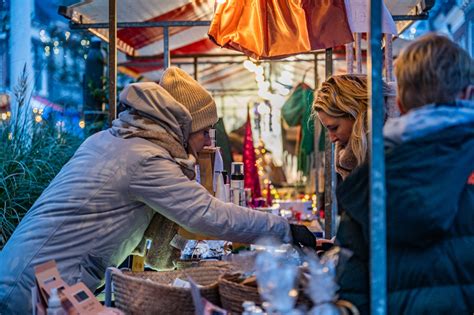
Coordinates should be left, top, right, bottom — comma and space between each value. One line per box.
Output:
336, 299, 360, 315
104, 267, 122, 307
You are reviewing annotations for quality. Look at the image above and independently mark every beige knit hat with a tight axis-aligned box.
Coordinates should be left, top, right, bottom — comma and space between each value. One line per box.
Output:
159, 66, 218, 133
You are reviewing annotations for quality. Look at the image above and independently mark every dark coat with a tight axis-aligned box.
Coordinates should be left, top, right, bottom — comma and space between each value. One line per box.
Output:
336, 122, 474, 314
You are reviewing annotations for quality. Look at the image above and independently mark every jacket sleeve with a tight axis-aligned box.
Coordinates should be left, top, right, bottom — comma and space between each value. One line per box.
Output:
129, 156, 292, 244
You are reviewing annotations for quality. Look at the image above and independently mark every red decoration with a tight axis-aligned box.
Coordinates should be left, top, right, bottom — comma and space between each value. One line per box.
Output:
243, 107, 262, 201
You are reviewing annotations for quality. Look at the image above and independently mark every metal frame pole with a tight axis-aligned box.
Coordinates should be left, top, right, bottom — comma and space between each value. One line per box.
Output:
346, 42, 354, 74
194, 57, 198, 80
68, 20, 212, 29
368, 0, 387, 313
355, 33, 363, 74
131, 51, 325, 60
163, 26, 170, 69
108, 0, 117, 125
118, 57, 337, 67
313, 53, 320, 202
384, 34, 394, 82
313, 52, 319, 88
324, 48, 337, 240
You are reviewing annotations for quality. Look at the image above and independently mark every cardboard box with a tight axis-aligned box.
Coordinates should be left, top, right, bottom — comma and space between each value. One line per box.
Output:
34, 261, 68, 311
33, 260, 123, 315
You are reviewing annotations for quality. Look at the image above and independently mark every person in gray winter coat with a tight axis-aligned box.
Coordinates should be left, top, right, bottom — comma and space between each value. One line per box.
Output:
0, 67, 315, 314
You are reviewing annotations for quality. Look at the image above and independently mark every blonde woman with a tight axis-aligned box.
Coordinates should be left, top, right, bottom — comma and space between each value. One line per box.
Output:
312, 74, 396, 179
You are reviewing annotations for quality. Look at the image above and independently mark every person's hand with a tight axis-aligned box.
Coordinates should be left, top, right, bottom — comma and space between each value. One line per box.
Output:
289, 224, 317, 250
316, 238, 335, 252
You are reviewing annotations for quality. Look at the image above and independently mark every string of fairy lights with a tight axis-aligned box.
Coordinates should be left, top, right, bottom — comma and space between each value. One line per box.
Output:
0, 28, 90, 129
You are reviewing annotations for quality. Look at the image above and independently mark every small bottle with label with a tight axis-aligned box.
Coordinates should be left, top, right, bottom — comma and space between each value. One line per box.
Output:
230, 162, 245, 206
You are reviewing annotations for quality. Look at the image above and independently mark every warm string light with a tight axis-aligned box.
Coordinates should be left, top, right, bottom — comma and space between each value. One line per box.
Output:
242, 59, 287, 166
41, 28, 90, 58
242, 59, 290, 100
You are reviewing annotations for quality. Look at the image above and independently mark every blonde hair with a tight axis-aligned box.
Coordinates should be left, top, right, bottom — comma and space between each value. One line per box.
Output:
395, 33, 474, 110
312, 74, 394, 167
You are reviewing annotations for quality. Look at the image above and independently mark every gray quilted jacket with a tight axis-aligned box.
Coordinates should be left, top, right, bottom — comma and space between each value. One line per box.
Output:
0, 83, 291, 314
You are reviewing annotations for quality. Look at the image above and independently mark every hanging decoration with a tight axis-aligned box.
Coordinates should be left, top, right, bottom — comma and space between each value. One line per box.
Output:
208, 0, 353, 60
281, 82, 315, 176
243, 107, 262, 200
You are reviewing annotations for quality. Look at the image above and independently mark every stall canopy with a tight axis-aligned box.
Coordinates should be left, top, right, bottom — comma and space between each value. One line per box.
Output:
59, 0, 430, 89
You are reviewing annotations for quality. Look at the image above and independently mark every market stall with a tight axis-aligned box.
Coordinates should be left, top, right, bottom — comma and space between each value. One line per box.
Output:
54, 1, 435, 314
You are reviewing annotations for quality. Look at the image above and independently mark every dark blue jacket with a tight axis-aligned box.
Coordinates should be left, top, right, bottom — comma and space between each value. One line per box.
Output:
336, 102, 474, 314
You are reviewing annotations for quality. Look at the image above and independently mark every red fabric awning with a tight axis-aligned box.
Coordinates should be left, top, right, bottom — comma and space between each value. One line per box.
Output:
118, 1, 213, 50
120, 38, 220, 74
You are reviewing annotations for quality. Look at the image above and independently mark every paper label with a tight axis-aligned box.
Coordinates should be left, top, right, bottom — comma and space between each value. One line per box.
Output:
230, 179, 244, 189
231, 188, 246, 206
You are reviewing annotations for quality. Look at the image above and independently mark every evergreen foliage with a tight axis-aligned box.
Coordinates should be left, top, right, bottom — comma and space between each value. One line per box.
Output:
0, 67, 82, 249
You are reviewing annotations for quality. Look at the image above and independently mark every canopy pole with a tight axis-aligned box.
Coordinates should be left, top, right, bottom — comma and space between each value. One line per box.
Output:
346, 42, 354, 74
324, 48, 337, 240
384, 34, 394, 82
313, 52, 319, 88
368, 0, 387, 314
355, 33, 363, 74
313, 52, 320, 205
108, 0, 117, 125
163, 26, 170, 69
194, 57, 198, 80
68, 20, 212, 29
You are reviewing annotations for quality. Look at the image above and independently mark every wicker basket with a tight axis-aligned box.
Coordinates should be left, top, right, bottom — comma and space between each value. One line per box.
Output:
174, 260, 236, 271
112, 266, 224, 315
218, 273, 261, 314
218, 271, 313, 314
